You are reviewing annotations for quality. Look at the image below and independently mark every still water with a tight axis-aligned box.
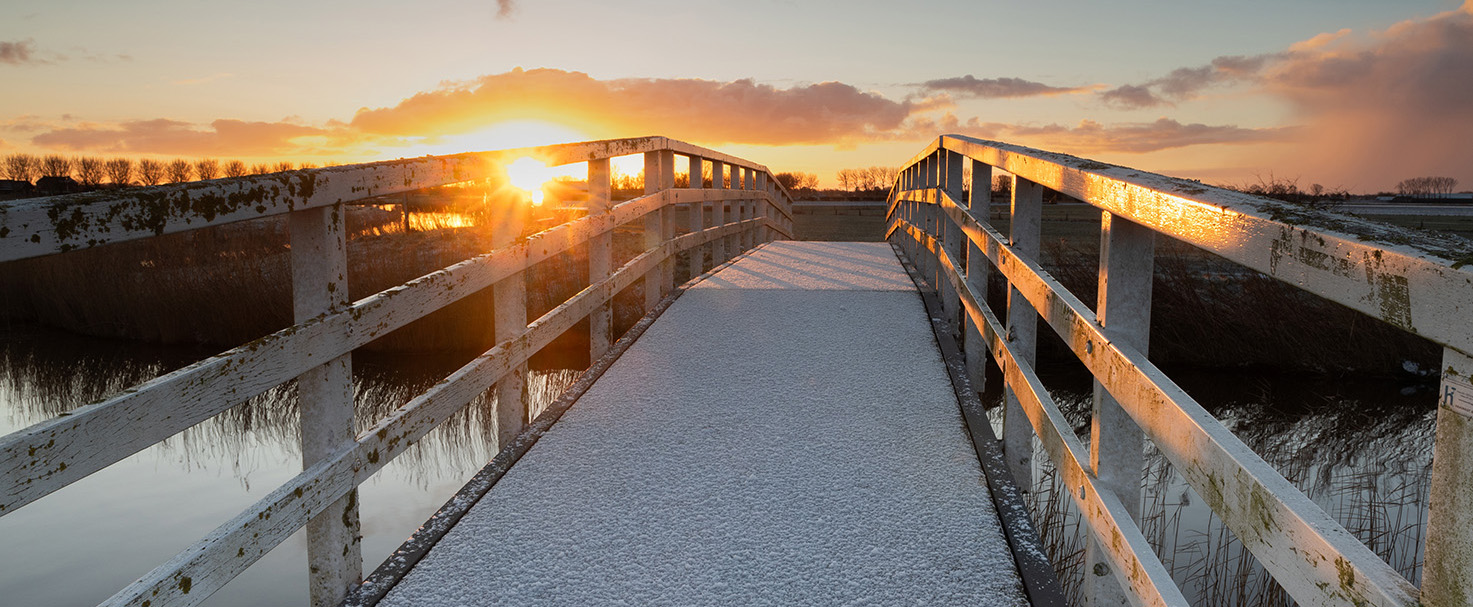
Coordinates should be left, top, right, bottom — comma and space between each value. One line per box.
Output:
0, 323, 578, 606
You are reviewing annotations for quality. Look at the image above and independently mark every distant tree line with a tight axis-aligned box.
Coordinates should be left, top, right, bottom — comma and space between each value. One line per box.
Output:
1, 153, 320, 192
834, 166, 899, 192
1395, 176, 1459, 198
773, 172, 819, 191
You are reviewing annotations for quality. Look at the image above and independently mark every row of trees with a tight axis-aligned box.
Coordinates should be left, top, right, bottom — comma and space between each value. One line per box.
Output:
834, 166, 900, 192
1395, 176, 1459, 198
1, 153, 312, 188
773, 172, 820, 191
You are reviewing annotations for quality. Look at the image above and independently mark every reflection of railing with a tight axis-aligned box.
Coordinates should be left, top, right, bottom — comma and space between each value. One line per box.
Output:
887, 134, 1472, 607
0, 136, 794, 607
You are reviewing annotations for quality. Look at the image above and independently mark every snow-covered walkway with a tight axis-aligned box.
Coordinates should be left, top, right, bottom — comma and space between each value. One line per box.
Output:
379, 241, 1028, 606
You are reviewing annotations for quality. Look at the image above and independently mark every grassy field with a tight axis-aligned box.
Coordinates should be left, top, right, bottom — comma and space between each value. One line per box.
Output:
792, 203, 888, 241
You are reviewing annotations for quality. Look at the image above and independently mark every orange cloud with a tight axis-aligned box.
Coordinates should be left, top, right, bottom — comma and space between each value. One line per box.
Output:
1261, 4, 1473, 190
30, 118, 341, 156
348, 68, 921, 146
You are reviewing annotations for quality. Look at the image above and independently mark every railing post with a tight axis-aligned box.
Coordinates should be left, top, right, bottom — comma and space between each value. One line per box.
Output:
1085, 212, 1153, 606
711, 160, 727, 266
741, 169, 753, 250
923, 154, 939, 291
729, 166, 745, 256
687, 156, 706, 280
661, 151, 676, 289
643, 150, 672, 310
588, 157, 613, 360
1003, 177, 1043, 489
289, 203, 362, 607
942, 149, 964, 340
1424, 348, 1473, 607
965, 159, 993, 392
493, 196, 528, 449
755, 171, 769, 244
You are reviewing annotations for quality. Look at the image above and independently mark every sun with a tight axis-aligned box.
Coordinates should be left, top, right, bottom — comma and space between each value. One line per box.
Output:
505, 156, 557, 205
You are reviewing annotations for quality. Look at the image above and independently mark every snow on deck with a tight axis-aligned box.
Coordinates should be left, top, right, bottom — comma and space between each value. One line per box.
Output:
379, 241, 1027, 606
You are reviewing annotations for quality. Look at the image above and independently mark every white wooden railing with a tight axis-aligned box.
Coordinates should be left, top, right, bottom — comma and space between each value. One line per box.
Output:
887, 134, 1473, 607
0, 136, 794, 607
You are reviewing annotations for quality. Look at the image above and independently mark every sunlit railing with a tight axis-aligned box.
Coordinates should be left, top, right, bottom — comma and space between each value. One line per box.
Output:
0, 136, 794, 607
887, 134, 1472, 607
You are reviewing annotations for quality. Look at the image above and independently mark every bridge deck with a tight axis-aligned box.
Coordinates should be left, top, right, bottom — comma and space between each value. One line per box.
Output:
378, 241, 1028, 606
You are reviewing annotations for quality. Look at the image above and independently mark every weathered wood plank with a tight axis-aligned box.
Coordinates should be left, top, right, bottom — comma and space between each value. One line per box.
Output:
889, 191, 1420, 607
289, 204, 363, 606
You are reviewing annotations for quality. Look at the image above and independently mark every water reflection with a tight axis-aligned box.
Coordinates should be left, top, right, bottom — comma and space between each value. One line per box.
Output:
0, 323, 580, 606
990, 365, 1436, 606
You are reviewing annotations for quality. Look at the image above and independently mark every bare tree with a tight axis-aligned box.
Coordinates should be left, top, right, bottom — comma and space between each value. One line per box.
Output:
40, 154, 72, 178
249, 163, 271, 175
104, 158, 133, 186
194, 158, 220, 181
774, 172, 803, 190
137, 159, 165, 186
298, 162, 318, 170
74, 156, 105, 187
223, 160, 248, 178
166, 159, 193, 183
835, 169, 854, 191
1399, 176, 1459, 198
3, 153, 39, 183
799, 172, 819, 190
272, 161, 295, 173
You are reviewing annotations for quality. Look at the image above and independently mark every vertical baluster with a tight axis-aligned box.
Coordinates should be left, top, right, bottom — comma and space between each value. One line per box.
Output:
711, 161, 727, 265
643, 150, 670, 310
942, 149, 964, 340
493, 191, 528, 449
290, 203, 361, 607
659, 150, 676, 292
965, 159, 993, 392
748, 165, 760, 248
923, 154, 939, 291
1424, 348, 1473, 607
1003, 177, 1043, 489
588, 157, 613, 360
687, 156, 706, 280
755, 171, 769, 244
729, 166, 744, 256
1085, 212, 1153, 605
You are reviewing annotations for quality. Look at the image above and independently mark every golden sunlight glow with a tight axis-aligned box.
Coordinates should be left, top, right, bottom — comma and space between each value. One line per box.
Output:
466, 120, 588, 153
506, 156, 557, 206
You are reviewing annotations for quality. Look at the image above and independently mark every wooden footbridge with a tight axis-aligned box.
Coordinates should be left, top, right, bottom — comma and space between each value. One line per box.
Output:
1, 136, 1471, 607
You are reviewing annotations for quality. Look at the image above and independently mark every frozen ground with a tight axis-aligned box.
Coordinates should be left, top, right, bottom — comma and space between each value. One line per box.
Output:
380, 241, 1027, 606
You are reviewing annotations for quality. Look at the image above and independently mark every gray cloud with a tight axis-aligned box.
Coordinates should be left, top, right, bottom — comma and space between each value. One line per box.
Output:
1099, 53, 1280, 109
920, 75, 1100, 99
0, 39, 41, 65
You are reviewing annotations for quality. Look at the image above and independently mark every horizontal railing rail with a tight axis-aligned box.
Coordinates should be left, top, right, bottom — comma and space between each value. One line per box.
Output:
0, 136, 794, 607
887, 134, 1472, 607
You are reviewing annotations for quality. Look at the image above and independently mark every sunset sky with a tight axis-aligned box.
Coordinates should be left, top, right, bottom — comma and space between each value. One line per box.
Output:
3, 0, 1471, 192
